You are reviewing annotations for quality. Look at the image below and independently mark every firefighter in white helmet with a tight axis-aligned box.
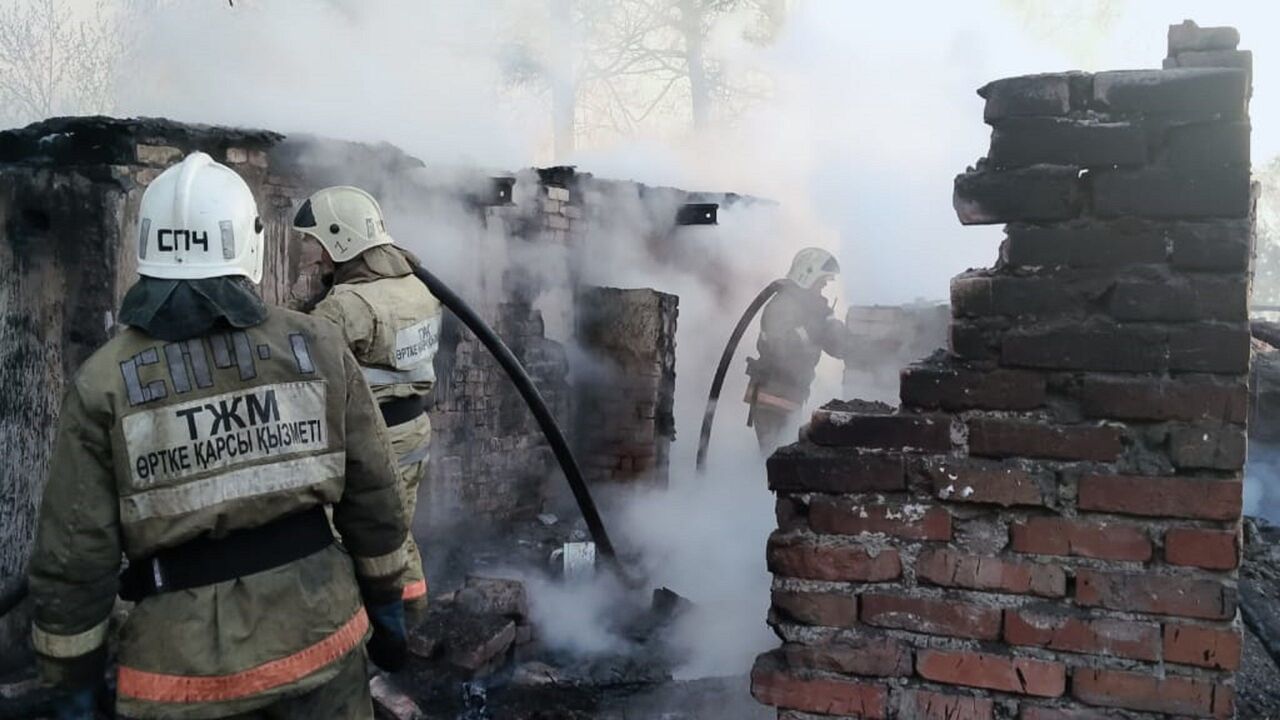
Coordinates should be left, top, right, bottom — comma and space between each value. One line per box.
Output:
292, 186, 441, 623
746, 247, 853, 454
28, 152, 410, 719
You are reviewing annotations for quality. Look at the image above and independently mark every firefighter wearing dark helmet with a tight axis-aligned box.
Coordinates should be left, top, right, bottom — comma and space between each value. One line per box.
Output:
28, 153, 410, 719
746, 247, 849, 454
292, 186, 440, 624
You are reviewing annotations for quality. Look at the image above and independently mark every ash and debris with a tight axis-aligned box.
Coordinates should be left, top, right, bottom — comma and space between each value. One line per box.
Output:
1241, 517, 1280, 718
368, 515, 771, 719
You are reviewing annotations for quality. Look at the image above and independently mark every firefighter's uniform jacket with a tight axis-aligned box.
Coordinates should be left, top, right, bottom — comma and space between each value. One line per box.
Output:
312, 245, 440, 611
28, 306, 408, 719
746, 283, 851, 451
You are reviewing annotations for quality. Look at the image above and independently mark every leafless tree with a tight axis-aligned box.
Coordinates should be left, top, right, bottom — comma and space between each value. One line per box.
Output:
501, 0, 785, 160
0, 0, 128, 127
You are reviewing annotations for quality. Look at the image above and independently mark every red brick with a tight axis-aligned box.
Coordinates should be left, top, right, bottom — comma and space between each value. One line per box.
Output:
1164, 623, 1243, 670
808, 499, 952, 541
1003, 609, 1159, 661
771, 590, 857, 628
809, 408, 953, 451
1010, 517, 1152, 561
751, 655, 888, 717
967, 418, 1123, 461
899, 689, 993, 720
1165, 527, 1240, 570
1078, 475, 1241, 521
918, 458, 1047, 507
1072, 667, 1233, 718
1169, 423, 1247, 470
768, 445, 905, 494
1075, 569, 1237, 620
917, 548, 1066, 597
1080, 375, 1248, 423
900, 364, 1046, 411
917, 650, 1066, 698
860, 593, 1001, 640
766, 534, 902, 583
779, 639, 913, 678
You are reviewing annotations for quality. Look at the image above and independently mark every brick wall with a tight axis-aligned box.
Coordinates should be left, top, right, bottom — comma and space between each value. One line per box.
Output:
753, 22, 1252, 719
574, 286, 678, 486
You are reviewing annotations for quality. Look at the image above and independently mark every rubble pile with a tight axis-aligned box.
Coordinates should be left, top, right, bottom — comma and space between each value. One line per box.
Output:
754, 21, 1253, 720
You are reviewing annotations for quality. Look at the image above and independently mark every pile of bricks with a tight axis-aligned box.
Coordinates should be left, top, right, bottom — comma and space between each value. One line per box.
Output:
753, 22, 1251, 719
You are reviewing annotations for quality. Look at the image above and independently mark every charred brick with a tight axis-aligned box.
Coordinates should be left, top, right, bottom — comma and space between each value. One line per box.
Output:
1091, 68, 1247, 121
989, 118, 1145, 169
1169, 423, 1247, 470
1092, 164, 1251, 219
1165, 121, 1251, 167
1002, 323, 1166, 373
1168, 21, 1241, 53
808, 498, 952, 541
900, 364, 1046, 411
1079, 375, 1248, 423
808, 408, 952, 452
978, 73, 1080, 122
768, 443, 906, 493
967, 418, 1123, 462
1168, 323, 1251, 373
954, 166, 1083, 225
1001, 220, 1169, 269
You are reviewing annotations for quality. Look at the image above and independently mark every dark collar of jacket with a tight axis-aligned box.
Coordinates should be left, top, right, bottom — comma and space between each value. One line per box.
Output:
118, 276, 268, 342
332, 245, 420, 286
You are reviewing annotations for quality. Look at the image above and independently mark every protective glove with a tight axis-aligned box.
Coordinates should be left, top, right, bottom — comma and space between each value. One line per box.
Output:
51, 687, 96, 720
366, 599, 408, 672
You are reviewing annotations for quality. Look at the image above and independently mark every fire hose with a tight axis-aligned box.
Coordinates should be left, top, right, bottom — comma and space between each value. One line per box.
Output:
411, 265, 624, 575
695, 280, 785, 473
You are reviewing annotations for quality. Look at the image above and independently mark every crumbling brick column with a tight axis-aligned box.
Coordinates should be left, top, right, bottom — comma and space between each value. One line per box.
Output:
753, 22, 1251, 719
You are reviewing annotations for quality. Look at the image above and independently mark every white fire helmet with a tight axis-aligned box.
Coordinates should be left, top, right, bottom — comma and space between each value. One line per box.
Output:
291, 186, 394, 263
786, 247, 840, 290
136, 152, 264, 283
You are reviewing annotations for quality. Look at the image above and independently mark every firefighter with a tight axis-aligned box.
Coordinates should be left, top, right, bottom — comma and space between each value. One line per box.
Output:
29, 153, 410, 719
745, 247, 850, 454
291, 186, 440, 623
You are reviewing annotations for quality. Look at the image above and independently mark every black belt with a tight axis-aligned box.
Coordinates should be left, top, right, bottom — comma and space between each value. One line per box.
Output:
119, 506, 333, 601
380, 395, 428, 427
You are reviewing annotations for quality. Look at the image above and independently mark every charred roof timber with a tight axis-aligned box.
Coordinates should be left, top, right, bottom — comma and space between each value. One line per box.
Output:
676, 202, 718, 225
